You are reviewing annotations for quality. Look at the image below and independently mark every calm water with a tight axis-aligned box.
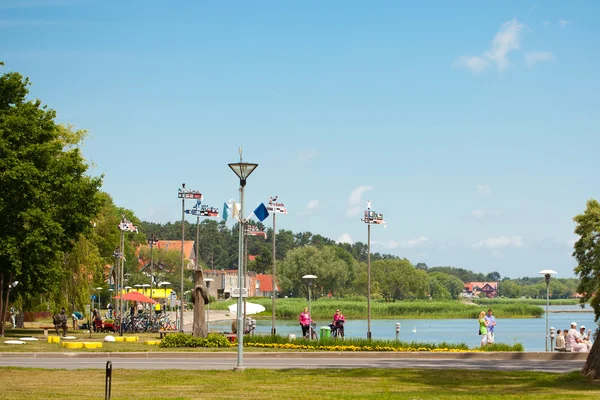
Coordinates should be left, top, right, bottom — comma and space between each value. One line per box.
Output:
210, 306, 597, 352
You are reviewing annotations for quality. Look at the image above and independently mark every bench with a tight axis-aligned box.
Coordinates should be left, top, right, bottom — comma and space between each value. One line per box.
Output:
40, 326, 56, 338
159, 330, 175, 339
554, 347, 571, 352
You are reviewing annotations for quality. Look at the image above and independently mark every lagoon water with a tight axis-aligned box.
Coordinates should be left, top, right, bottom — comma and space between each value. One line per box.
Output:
210, 305, 597, 351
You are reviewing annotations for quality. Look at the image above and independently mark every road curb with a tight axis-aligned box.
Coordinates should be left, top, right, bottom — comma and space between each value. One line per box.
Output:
0, 351, 588, 361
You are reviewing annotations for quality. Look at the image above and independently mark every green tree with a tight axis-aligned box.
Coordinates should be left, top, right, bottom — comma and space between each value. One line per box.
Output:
427, 272, 464, 300
278, 245, 349, 297
0, 64, 102, 329
498, 280, 522, 298
572, 199, 600, 379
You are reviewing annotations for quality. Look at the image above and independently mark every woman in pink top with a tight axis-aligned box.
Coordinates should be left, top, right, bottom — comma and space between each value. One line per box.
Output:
299, 307, 313, 338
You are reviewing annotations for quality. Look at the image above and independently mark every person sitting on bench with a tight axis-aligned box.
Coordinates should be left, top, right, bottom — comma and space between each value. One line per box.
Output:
54, 308, 68, 337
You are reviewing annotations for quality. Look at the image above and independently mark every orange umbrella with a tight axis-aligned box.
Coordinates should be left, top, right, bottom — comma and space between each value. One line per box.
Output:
114, 291, 157, 304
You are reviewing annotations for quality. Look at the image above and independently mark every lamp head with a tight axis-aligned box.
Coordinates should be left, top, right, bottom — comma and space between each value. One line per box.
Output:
302, 274, 317, 287
539, 269, 557, 284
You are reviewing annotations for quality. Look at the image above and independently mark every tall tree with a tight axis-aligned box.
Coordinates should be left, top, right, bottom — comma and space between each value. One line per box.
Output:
572, 199, 600, 379
0, 64, 102, 331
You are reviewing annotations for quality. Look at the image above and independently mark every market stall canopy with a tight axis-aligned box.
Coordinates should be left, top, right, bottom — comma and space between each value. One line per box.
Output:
114, 291, 157, 304
228, 302, 266, 315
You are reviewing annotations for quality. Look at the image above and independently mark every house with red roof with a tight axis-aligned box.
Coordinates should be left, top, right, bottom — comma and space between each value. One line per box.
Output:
463, 282, 498, 298
255, 274, 278, 298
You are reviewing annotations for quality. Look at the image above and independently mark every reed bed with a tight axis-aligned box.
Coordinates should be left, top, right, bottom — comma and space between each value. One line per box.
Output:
209, 298, 544, 318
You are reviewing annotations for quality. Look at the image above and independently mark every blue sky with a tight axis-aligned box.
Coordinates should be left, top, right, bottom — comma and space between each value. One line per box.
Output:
2, 0, 599, 278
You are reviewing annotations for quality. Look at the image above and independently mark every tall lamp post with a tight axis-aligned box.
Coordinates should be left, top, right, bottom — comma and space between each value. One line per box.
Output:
539, 269, 557, 351
361, 200, 385, 340
302, 275, 317, 340
267, 196, 287, 335
203, 278, 214, 333
228, 147, 258, 371
147, 233, 158, 323
178, 184, 203, 333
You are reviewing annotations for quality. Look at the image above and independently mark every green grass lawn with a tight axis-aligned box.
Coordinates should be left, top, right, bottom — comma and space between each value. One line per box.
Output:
0, 368, 596, 399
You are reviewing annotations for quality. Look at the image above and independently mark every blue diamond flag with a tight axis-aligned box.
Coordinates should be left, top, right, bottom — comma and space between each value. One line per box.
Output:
253, 202, 270, 222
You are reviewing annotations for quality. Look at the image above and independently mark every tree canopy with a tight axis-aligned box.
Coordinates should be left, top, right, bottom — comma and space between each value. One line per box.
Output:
0, 63, 102, 309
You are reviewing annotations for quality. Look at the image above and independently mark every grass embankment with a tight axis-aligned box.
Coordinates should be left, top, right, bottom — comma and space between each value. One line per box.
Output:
472, 298, 581, 306
210, 298, 544, 319
243, 334, 523, 352
0, 368, 596, 400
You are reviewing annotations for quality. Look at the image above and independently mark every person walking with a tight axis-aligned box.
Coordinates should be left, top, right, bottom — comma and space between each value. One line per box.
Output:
484, 308, 496, 346
299, 307, 313, 338
478, 311, 488, 346
9, 306, 16, 328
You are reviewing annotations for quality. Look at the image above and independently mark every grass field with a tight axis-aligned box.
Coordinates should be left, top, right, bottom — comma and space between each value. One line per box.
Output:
0, 367, 596, 399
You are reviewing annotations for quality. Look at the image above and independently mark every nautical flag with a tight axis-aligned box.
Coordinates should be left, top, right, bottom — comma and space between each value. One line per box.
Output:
221, 202, 231, 222
232, 201, 240, 221
253, 203, 270, 222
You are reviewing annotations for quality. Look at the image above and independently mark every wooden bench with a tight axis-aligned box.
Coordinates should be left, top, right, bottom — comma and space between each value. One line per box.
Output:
554, 347, 571, 352
159, 330, 175, 339
40, 326, 56, 338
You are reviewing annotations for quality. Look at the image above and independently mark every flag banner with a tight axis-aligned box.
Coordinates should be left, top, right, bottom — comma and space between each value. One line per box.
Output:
200, 205, 219, 217
232, 201, 240, 221
267, 201, 287, 214
221, 202, 232, 222
253, 203, 270, 222
178, 189, 203, 200
363, 210, 385, 225
245, 224, 267, 239
118, 221, 138, 233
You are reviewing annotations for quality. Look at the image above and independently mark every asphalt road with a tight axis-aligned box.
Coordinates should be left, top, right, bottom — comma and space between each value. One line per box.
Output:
0, 356, 585, 373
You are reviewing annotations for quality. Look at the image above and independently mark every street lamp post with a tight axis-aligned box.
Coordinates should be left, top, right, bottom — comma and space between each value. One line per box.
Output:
539, 269, 557, 351
267, 197, 287, 336
203, 278, 214, 333
178, 184, 203, 333
228, 147, 258, 371
361, 200, 385, 340
95, 287, 103, 310
147, 233, 158, 324
302, 275, 317, 340
1, 279, 18, 337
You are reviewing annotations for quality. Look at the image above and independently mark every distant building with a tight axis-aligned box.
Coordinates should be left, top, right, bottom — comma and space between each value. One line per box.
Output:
464, 282, 498, 298
255, 274, 278, 298
203, 269, 258, 299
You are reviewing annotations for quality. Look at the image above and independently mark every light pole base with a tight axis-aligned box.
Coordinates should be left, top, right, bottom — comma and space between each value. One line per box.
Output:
271, 328, 276, 336
367, 331, 372, 340
233, 366, 246, 372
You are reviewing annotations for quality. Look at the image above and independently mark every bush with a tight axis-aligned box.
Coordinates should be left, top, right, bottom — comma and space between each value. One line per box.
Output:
159, 333, 232, 348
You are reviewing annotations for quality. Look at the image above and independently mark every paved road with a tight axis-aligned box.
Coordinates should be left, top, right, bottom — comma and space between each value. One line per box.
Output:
0, 356, 584, 373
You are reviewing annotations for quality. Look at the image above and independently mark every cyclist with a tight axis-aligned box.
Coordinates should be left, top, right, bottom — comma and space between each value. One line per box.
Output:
330, 309, 345, 338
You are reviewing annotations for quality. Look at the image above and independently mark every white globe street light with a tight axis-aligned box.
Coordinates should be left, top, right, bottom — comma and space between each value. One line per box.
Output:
539, 269, 557, 351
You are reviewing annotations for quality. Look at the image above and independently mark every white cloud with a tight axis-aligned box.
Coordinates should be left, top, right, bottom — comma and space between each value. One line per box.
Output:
403, 236, 429, 248
346, 185, 373, 217
297, 149, 318, 162
372, 236, 429, 250
336, 233, 353, 244
471, 210, 485, 218
525, 51, 554, 67
559, 19, 569, 28
476, 184, 492, 196
472, 236, 524, 250
528, 3, 538, 14
300, 199, 320, 216
455, 18, 530, 72
453, 56, 489, 74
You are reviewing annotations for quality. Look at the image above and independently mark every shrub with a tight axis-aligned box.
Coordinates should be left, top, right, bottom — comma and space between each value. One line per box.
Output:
159, 333, 232, 348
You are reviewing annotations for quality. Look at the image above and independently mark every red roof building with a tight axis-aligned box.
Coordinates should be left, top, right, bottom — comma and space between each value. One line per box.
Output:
464, 282, 498, 298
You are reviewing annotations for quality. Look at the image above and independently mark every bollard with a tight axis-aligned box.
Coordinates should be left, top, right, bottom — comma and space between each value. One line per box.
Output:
550, 327, 555, 352
105, 361, 112, 400
395, 323, 401, 342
